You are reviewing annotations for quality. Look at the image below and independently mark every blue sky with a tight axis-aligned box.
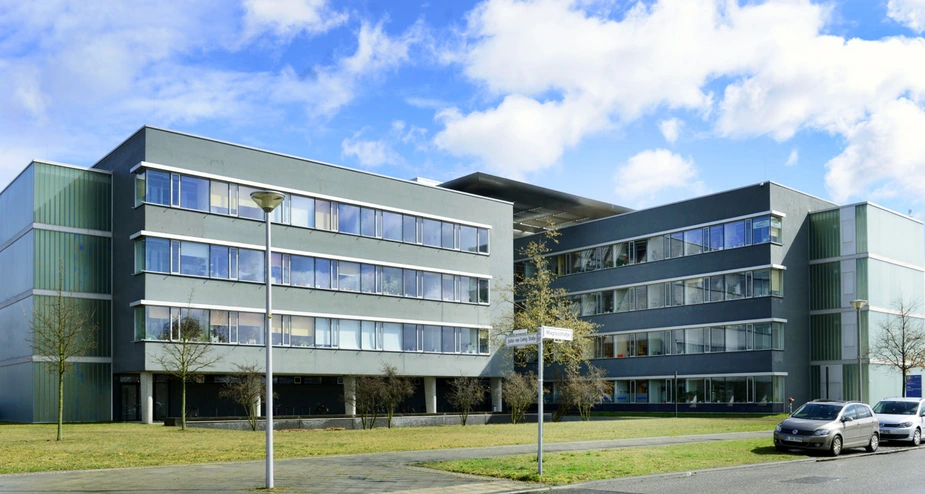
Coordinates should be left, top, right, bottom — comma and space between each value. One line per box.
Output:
3, 0, 925, 215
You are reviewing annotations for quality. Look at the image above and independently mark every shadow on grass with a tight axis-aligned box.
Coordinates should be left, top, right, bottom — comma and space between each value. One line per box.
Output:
751, 445, 802, 456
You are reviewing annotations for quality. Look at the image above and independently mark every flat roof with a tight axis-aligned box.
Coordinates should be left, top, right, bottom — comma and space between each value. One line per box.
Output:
440, 172, 632, 237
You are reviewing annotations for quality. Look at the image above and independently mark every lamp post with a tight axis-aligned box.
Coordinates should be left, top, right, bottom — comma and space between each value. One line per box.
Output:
251, 190, 285, 489
850, 299, 868, 402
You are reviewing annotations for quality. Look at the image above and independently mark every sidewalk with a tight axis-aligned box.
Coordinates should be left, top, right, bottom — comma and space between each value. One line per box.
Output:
0, 431, 769, 493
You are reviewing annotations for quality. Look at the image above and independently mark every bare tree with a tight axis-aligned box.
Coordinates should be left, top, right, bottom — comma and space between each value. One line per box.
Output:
219, 362, 268, 431
153, 294, 221, 430
872, 298, 925, 396
27, 265, 98, 441
380, 364, 414, 428
557, 365, 610, 421
503, 371, 537, 424
447, 376, 487, 425
352, 375, 385, 430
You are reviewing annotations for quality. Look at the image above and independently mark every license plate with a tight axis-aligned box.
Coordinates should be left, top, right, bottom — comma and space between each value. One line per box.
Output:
785, 436, 802, 443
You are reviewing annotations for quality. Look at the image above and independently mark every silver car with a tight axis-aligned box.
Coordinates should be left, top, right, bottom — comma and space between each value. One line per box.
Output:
773, 400, 879, 456
873, 397, 925, 445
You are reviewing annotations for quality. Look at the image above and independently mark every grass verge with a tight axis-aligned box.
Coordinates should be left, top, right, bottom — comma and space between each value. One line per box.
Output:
418, 438, 799, 485
0, 416, 782, 474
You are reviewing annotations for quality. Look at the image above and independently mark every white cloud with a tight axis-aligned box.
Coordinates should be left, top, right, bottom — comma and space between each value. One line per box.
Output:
824, 98, 925, 204
341, 135, 405, 168
658, 118, 683, 144
241, 0, 348, 42
888, 0, 925, 32
785, 149, 799, 167
614, 149, 705, 206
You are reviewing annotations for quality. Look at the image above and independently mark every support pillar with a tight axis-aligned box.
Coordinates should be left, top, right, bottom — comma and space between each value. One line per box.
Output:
256, 396, 262, 417
343, 376, 356, 416
140, 372, 154, 424
491, 377, 503, 412
424, 376, 437, 414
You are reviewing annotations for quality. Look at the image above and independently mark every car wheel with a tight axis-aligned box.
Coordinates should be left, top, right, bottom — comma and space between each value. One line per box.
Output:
866, 432, 879, 453
829, 435, 843, 457
913, 429, 922, 446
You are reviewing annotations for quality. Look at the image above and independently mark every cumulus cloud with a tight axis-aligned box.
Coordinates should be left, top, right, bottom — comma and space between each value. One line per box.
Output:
785, 149, 799, 167
241, 0, 348, 42
888, 0, 925, 32
614, 149, 705, 206
825, 99, 925, 203
342, 135, 405, 168
658, 118, 683, 144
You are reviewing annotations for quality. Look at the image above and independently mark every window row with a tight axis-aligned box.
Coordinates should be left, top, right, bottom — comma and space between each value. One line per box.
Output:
592, 322, 784, 359
135, 170, 489, 254
607, 376, 785, 404
134, 237, 490, 304
517, 215, 782, 278
134, 306, 491, 354
570, 268, 783, 316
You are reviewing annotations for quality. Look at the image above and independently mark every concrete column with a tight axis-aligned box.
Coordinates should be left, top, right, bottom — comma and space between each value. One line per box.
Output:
343, 376, 357, 416
140, 372, 154, 424
424, 376, 437, 414
491, 377, 503, 412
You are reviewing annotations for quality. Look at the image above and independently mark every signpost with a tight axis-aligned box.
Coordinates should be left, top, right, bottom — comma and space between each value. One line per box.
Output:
505, 326, 574, 476
907, 375, 922, 398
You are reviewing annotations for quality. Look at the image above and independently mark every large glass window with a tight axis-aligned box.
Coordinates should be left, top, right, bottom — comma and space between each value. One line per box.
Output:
753, 323, 773, 350
145, 306, 171, 340
423, 272, 441, 300
671, 280, 684, 306
709, 276, 725, 302
614, 288, 633, 312
403, 324, 419, 351
210, 245, 229, 279
771, 269, 783, 297
710, 327, 725, 352
338, 203, 360, 234
209, 311, 231, 343
635, 285, 647, 310
684, 229, 703, 255
381, 267, 402, 295
238, 249, 264, 282
649, 332, 667, 356
479, 329, 490, 353
382, 212, 402, 241
685, 328, 705, 354
614, 243, 629, 266
338, 261, 360, 292
135, 172, 146, 206
709, 224, 724, 251
725, 272, 746, 300
290, 195, 314, 228
360, 208, 377, 237
726, 324, 748, 351
635, 332, 648, 356
724, 220, 746, 248
269, 194, 289, 225
442, 222, 455, 249
422, 219, 441, 247
270, 253, 283, 285
339, 319, 361, 350
478, 228, 489, 254
615, 334, 633, 358
316, 318, 335, 347
647, 235, 666, 262
315, 200, 332, 231
315, 259, 331, 289
404, 269, 419, 297
291, 316, 314, 347
669, 232, 684, 258
443, 274, 455, 301
752, 216, 771, 244
647, 283, 665, 308
443, 327, 456, 353
210, 181, 230, 215
633, 239, 647, 264
145, 237, 170, 273
179, 176, 210, 212
460, 226, 478, 253
180, 241, 209, 277
460, 327, 478, 354
382, 322, 402, 351
238, 186, 264, 220
361, 321, 378, 350
290, 255, 314, 287
403, 215, 418, 243
770, 216, 783, 243
685, 278, 705, 304
238, 313, 264, 345
423, 325, 441, 352
478, 279, 489, 304
146, 170, 171, 206
361, 264, 376, 293
753, 269, 770, 297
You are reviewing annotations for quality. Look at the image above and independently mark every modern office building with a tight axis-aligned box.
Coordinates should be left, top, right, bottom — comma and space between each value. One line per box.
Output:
446, 175, 924, 413
2, 127, 922, 422
0, 127, 512, 423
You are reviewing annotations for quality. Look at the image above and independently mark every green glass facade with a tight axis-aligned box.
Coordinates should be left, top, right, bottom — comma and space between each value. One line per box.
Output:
809, 262, 840, 311
32, 362, 112, 423
809, 209, 840, 260
809, 314, 841, 361
33, 163, 111, 231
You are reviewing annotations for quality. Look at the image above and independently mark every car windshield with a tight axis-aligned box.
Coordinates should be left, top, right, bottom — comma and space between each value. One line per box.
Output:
792, 403, 842, 420
873, 401, 919, 415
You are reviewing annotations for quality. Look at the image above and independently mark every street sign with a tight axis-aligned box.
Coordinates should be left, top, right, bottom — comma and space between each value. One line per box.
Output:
541, 326, 573, 341
907, 375, 922, 398
505, 333, 541, 347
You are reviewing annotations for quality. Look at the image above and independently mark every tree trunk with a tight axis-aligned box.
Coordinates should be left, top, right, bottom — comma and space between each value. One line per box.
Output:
181, 377, 187, 431
57, 368, 64, 441
903, 370, 907, 397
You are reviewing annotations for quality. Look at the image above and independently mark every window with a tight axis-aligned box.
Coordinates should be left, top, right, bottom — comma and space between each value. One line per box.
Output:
210, 181, 230, 215
238, 313, 264, 345
671, 280, 684, 306
480, 329, 490, 354
423, 272, 441, 300
180, 242, 209, 277
338, 261, 360, 292
458, 276, 471, 303
403, 324, 419, 352
209, 311, 231, 343
647, 283, 666, 309
752, 216, 771, 244
404, 269, 419, 297
382, 212, 402, 241
403, 215, 418, 243
381, 267, 402, 295
146, 170, 171, 206
635, 332, 648, 356
290, 256, 314, 287
685, 278, 705, 304
423, 325, 441, 352
724, 220, 746, 249
771, 269, 783, 297
632, 239, 647, 264
580, 293, 599, 316
615, 334, 633, 357
135, 172, 146, 206
361, 264, 376, 293
361, 321, 378, 350
315, 200, 332, 231
460, 226, 478, 253
709, 276, 725, 302
443, 274, 455, 301
145, 306, 171, 340
339, 319, 361, 350
753, 270, 770, 297
270, 194, 289, 224
290, 195, 314, 228
726, 324, 748, 351
291, 316, 314, 347
684, 229, 703, 255
271, 253, 283, 285
635, 285, 647, 310
238, 249, 265, 282
770, 216, 783, 243
709, 224, 724, 251
271, 315, 287, 346
685, 328, 704, 353
442, 222, 455, 249
614, 243, 629, 266
316, 318, 335, 347
725, 272, 746, 300
443, 327, 456, 353
460, 328, 478, 354
422, 219, 441, 247
314, 259, 331, 289
478, 279, 489, 304
382, 323, 402, 351
753, 323, 773, 350
171, 241, 180, 273
171, 174, 180, 207
596, 335, 614, 358
673, 329, 685, 354
647, 235, 666, 262
710, 327, 725, 352
238, 185, 265, 220
649, 332, 667, 356
145, 238, 170, 273
615, 288, 634, 312
360, 208, 377, 237
478, 228, 489, 254
210, 245, 229, 279
669, 232, 684, 258
338, 203, 360, 234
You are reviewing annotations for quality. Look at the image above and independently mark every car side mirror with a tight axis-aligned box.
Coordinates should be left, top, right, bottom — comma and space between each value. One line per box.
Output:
842, 416, 853, 422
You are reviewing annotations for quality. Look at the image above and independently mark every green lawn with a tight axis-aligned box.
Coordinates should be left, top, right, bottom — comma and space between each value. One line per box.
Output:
0, 416, 782, 474
420, 438, 800, 485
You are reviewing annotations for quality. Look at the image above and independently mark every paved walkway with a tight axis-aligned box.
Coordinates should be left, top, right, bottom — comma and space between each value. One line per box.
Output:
0, 431, 769, 493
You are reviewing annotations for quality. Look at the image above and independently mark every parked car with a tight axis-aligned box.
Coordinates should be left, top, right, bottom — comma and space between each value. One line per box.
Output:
873, 397, 925, 446
773, 400, 879, 456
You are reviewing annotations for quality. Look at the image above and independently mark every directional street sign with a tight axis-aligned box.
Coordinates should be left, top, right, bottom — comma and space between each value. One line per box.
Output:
541, 326, 574, 341
505, 333, 541, 347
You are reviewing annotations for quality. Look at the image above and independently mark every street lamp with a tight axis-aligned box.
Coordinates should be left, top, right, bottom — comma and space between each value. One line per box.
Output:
251, 190, 285, 489
850, 299, 868, 402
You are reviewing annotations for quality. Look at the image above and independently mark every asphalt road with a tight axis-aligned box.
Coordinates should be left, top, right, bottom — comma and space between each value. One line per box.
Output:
550, 442, 923, 494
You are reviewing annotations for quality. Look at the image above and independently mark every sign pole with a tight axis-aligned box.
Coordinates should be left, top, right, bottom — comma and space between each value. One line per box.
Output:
537, 327, 543, 476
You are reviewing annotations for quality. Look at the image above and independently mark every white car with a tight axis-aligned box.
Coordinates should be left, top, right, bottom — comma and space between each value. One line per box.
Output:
873, 397, 925, 445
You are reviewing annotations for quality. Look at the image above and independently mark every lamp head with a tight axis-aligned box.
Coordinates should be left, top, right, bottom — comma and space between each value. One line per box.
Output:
850, 299, 868, 310
250, 190, 285, 213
